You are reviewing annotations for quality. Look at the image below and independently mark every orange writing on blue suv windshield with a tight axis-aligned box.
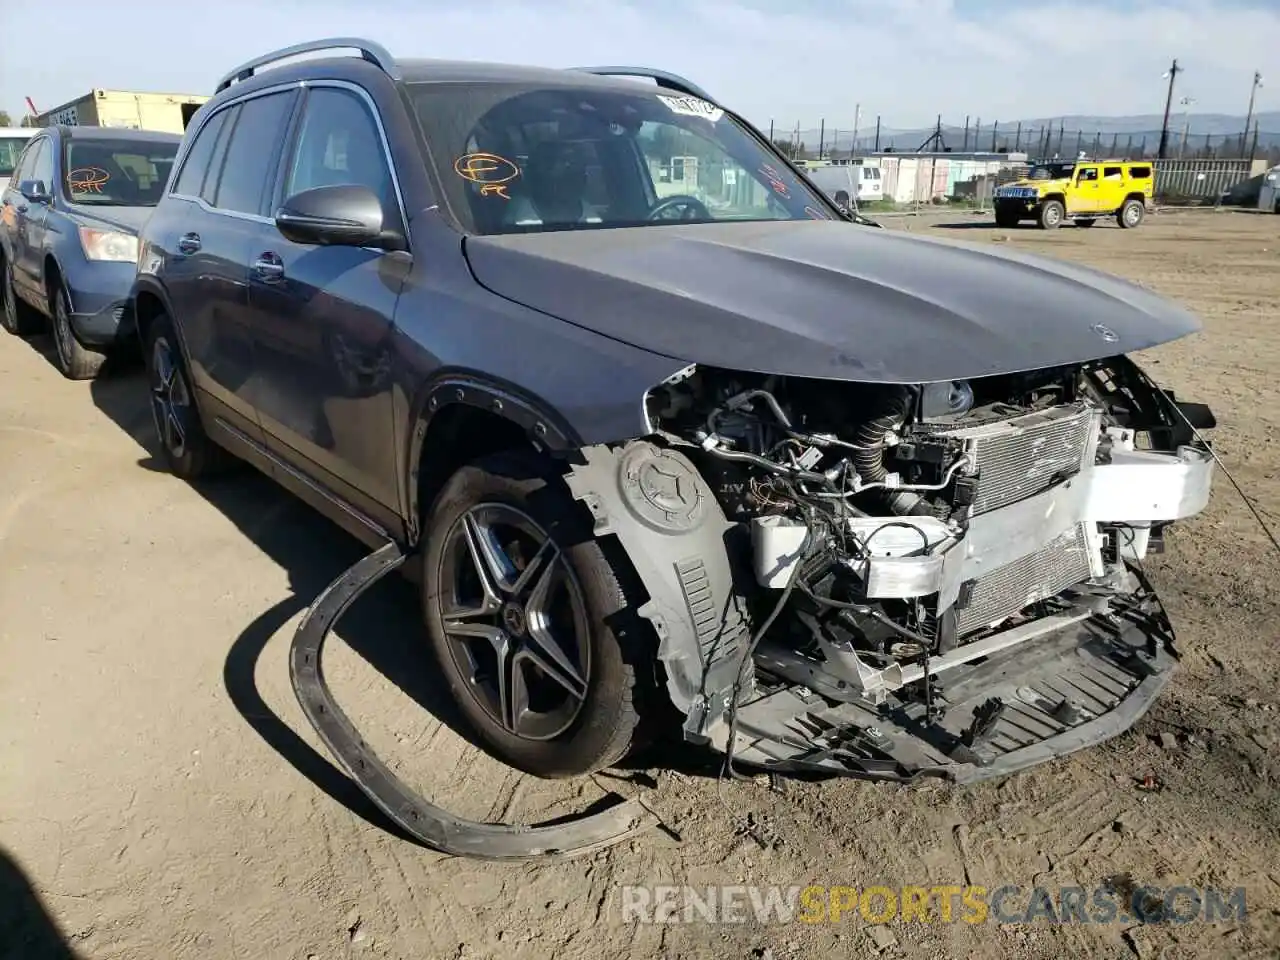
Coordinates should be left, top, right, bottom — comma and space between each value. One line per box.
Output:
68, 167, 111, 194
454, 153, 520, 200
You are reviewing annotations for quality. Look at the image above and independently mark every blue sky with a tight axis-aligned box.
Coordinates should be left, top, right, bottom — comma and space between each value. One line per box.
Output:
0, 0, 1275, 128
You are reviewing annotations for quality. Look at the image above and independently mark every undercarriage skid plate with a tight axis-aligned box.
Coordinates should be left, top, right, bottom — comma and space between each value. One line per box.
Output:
288, 540, 658, 860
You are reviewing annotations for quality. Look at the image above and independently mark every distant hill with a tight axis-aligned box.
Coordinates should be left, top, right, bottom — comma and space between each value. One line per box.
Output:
770, 111, 1280, 154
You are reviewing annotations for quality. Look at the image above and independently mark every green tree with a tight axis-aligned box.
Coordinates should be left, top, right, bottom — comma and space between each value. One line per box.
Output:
0, 110, 11, 127
19, 115, 38, 128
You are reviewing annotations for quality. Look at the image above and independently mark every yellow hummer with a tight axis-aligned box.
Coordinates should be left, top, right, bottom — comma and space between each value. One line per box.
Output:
993, 160, 1155, 230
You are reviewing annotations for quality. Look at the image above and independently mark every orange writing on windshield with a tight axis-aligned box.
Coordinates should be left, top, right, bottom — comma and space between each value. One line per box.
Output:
68, 167, 111, 194
454, 153, 520, 200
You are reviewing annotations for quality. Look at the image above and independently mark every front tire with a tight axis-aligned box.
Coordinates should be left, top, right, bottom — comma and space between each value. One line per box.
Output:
994, 206, 1019, 228
421, 450, 649, 778
51, 285, 107, 380
144, 312, 232, 479
1038, 199, 1065, 229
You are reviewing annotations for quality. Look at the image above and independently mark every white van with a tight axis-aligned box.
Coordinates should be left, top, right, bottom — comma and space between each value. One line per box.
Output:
0, 128, 35, 193
804, 163, 884, 205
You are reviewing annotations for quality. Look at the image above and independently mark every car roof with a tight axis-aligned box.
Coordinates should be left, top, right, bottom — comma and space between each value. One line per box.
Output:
396, 57, 675, 95
210, 41, 714, 108
55, 126, 182, 144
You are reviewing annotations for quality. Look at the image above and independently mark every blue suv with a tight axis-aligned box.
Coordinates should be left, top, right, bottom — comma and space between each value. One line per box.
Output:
0, 125, 180, 378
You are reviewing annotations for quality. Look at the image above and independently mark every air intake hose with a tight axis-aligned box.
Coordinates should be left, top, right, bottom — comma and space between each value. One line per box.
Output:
851, 388, 932, 516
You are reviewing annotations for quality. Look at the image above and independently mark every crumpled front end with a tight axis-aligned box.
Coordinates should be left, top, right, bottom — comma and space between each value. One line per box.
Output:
565, 357, 1216, 783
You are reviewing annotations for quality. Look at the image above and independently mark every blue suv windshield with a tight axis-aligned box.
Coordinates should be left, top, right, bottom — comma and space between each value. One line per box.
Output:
408, 82, 835, 234
63, 138, 179, 207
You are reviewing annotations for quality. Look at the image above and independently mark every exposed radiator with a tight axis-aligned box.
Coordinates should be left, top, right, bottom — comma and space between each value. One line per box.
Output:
955, 522, 1094, 634
919, 403, 1099, 515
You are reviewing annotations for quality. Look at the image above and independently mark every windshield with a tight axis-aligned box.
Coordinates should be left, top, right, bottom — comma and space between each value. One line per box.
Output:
62, 138, 179, 207
1028, 163, 1073, 181
408, 82, 835, 234
0, 136, 30, 177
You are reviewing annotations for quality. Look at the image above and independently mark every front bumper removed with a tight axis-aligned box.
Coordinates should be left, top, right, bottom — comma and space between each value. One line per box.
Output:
739, 575, 1178, 783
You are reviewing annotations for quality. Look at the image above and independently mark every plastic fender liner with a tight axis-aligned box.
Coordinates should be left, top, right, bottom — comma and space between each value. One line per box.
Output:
289, 540, 659, 860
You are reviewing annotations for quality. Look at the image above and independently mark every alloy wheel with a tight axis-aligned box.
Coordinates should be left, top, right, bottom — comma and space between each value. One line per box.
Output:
149, 336, 191, 459
1124, 203, 1141, 226
439, 503, 591, 741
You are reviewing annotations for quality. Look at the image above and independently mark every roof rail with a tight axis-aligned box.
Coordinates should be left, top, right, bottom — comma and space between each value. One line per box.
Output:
215, 37, 398, 93
568, 66, 714, 104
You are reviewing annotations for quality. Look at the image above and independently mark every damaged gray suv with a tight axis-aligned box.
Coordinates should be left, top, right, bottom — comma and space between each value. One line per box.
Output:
133, 40, 1217, 790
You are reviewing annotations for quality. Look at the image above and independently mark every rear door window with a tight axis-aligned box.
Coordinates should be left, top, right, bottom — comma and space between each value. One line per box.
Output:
211, 91, 296, 215
173, 109, 230, 198
1103, 166, 1123, 179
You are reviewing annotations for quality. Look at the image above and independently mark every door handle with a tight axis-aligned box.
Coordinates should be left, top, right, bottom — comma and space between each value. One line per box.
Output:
251, 253, 285, 283
177, 233, 201, 255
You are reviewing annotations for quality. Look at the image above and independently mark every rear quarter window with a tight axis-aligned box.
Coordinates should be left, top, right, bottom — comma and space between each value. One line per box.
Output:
1128, 165, 1153, 179
173, 109, 230, 197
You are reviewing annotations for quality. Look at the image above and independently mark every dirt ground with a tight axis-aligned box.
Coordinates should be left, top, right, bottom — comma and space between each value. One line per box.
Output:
2, 209, 1279, 960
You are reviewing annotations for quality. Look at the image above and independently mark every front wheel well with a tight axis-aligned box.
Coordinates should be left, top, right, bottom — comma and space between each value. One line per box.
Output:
413, 403, 538, 539
43, 256, 63, 312
132, 289, 167, 351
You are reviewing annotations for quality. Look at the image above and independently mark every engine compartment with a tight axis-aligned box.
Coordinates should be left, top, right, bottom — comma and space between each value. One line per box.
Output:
640, 358, 1210, 735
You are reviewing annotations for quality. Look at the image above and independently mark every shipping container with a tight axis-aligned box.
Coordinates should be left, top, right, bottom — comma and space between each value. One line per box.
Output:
37, 89, 208, 136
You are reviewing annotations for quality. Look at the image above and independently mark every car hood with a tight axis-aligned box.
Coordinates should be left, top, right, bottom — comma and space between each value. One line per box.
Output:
66, 204, 152, 235
1003, 178, 1064, 191
463, 220, 1201, 383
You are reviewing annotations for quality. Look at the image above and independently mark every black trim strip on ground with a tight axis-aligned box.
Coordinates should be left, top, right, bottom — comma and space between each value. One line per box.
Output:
288, 540, 659, 860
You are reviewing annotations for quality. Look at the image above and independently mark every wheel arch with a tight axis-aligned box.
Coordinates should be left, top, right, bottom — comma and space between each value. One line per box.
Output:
129, 278, 198, 372
42, 254, 67, 316
405, 369, 585, 545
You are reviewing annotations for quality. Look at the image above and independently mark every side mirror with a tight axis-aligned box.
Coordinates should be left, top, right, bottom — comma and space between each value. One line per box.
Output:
274, 184, 399, 249
18, 179, 51, 204
833, 189, 851, 210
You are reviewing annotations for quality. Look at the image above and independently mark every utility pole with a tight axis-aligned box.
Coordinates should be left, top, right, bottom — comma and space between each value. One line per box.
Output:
1158, 58, 1181, 159
1014, 121, 1022, 151
962, 115, 970, 151
1243, 71, 1262, 157
873, 115, 881, 152
851, 104, 861, 157
818, 118, 825, 159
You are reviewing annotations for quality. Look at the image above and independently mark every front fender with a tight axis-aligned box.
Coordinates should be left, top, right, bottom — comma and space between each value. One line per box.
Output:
401, 367, 584, 543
